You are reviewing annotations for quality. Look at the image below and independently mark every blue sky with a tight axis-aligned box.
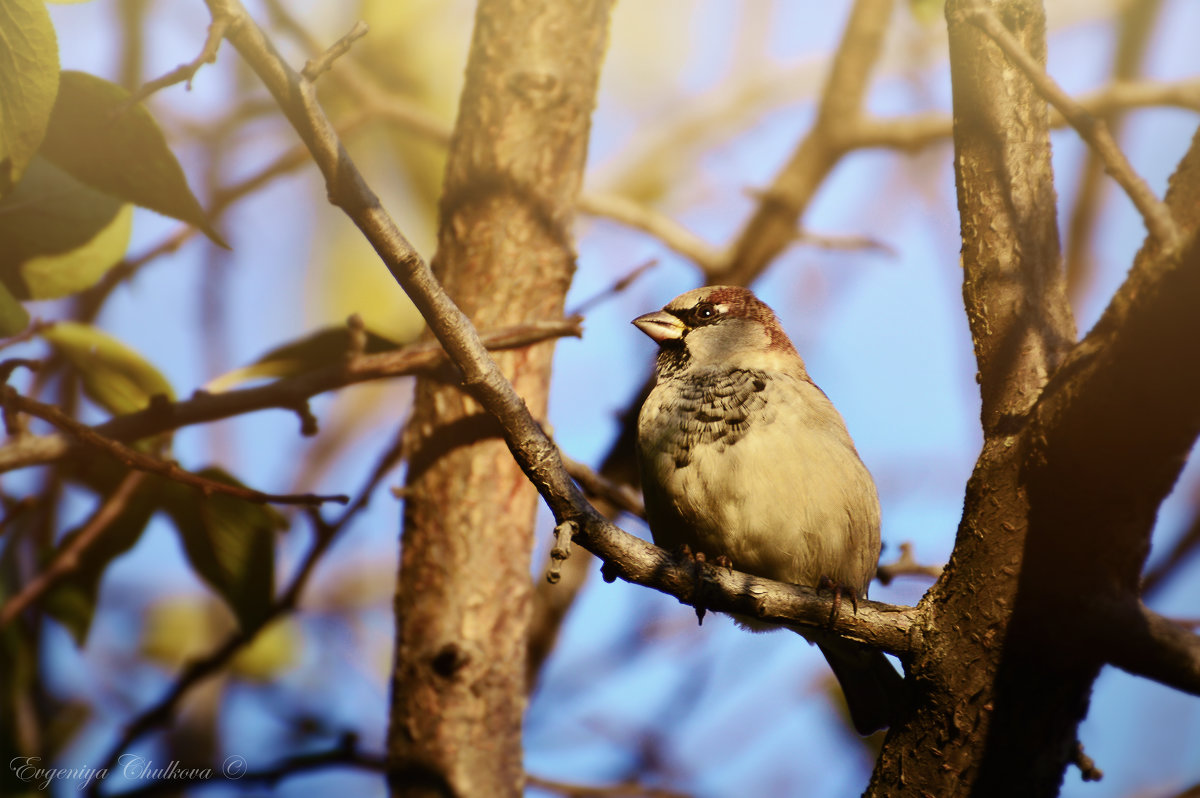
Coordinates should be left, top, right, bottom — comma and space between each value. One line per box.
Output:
29, 1, 1200, 796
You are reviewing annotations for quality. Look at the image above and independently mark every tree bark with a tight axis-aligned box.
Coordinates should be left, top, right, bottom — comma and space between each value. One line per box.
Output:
869, 1, 1200, 794
869, 0, 1080, 794
387, 2, 613, 797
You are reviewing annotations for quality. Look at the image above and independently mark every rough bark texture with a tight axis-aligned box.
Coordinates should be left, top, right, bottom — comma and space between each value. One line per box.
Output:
869, 0, 1079, 794
868, 2, 1200, 795
387, 2, 613, 797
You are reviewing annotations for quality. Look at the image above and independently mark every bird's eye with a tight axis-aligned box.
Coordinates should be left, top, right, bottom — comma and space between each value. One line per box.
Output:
694, 302, 717, 321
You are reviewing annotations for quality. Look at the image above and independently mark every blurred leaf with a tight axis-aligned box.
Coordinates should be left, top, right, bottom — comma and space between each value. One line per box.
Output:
309, 219, 426, 344
38, 71, 227, 247
0, 281, 29, 335
140, 597, 220, 667
231, 617, 301, 681
41, 481, 157, 645
161, 468, 284, 632
907, 0, 945, 24
206, 324, 400, 392
40, 321, 174, 415
0, 0, 58, 196
0, 157, 131, 300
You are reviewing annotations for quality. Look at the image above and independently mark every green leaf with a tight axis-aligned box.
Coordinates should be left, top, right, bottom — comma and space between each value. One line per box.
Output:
0, 280, 28, 335
38, 71, 227, 247
205, 325, 400, 392
907, 0, 945, 25
40, 321, 174, 415
0, 0, 59, 196
161, 468, 283, 632
40, 469, 157, 644
0, 157, 131, 300
231, 618, 300, 681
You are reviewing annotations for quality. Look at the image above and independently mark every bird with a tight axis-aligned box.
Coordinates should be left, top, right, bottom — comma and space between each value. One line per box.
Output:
632, 285, 903, 735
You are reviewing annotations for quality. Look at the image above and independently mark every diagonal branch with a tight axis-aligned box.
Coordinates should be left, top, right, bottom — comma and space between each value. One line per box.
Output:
961, 5, 1182, 254
91, 428, 405, 793
1095, 599, 1200, 697
718, 0, 894, 285
120, 17, 228, 108
0, 319, 582, 474
192, 0, 917, 660
0, 471, 146, 627
0, 387, 347, 506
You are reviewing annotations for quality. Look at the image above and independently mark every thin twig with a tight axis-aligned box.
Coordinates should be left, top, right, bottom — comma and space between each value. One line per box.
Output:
0, 387, 348, 506
197, 0, 919, 663
120, 18, 228, 110
0, 471, 146, 626
77, 109, 375, 323
562, 454, 645, 520
90, 429, 402, 792
0, 318, 582, 474
300, 20, 369, 82
961, 6, 1182, 254
0, 320, 53, 354
876, 542, 943, 586
576, 192, 724, 272
568, 259, 659, 317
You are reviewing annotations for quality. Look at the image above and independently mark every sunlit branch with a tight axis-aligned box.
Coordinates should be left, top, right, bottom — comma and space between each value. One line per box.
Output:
300, 20, 368, 82
961, 6, 1182, 254
0, 319, 582, 474
194, 0, 919, 660
120, 16, 228, 108
0, 386, 348, 506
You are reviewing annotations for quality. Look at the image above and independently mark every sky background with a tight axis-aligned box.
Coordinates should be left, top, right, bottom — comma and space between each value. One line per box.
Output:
23, 0, 1200, 795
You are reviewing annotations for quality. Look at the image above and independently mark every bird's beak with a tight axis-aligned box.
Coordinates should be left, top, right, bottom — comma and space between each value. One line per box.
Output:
632, 310, 685, 343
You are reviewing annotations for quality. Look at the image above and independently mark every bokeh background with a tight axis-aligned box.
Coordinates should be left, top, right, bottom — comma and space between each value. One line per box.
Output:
10, 0, 1200, 795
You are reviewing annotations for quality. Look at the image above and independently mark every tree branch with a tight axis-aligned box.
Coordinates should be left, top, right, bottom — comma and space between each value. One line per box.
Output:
120, 16, 228, 108
0, 387, 347, 506
189, 0, 915, 674
1097, 600, 1200, 697
91, 427, 404, 793
0, 319, 582, 474
961, 5, 1182, 254
0, 471, 146, 627
718, 0, 894, 285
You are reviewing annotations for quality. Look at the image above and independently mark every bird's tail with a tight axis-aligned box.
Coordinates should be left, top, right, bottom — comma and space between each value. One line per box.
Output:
816, 637, 907, 736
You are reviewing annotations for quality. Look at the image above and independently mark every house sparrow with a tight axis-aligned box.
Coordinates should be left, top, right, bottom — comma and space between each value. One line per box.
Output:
633, 285, 903, 734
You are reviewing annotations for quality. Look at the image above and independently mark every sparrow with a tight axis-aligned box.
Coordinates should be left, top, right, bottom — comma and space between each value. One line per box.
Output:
633, 285, 903, 735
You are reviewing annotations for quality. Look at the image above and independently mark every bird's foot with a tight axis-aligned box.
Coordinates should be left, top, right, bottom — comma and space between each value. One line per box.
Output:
676, 545, 732, 626
817, 576, 859, 626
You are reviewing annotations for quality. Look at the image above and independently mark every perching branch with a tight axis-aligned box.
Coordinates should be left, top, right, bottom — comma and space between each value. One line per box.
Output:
186, 0, 917, 663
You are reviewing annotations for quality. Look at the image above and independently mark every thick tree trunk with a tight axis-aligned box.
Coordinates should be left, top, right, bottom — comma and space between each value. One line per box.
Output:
868, 0, 1080, 793
869, 1, 1200, 795
386, 2, 613, 797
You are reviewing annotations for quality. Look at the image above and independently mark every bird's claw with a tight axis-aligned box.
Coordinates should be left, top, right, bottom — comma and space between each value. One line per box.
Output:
676, 545, 733, 626
817, 576, 858, 626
